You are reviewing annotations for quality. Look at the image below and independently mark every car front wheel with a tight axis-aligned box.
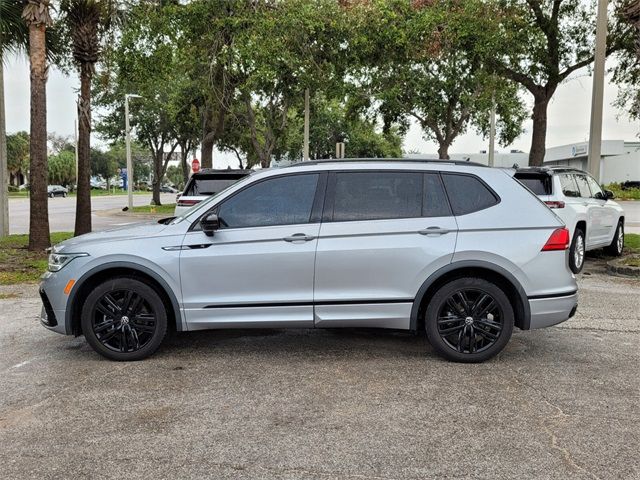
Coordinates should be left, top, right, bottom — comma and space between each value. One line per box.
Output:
81, 277, 168, 361
569, 228, 585, 274
425, 277, 514, 363
606, 221, 624, 256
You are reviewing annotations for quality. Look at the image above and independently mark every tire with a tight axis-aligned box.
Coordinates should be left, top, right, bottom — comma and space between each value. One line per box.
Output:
606, 220, 624, 256
81, 277, 168, 361
424, 277, 514, 363
569, 228, 585, 274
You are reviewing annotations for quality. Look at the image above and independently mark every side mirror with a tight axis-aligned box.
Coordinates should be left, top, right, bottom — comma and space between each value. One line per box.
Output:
604, 189, 615, 200
201, 213, 220, 236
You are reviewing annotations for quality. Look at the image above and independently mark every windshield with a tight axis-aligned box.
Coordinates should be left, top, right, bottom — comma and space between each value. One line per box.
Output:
513, 173, 552, 195
183, 175, 247, 196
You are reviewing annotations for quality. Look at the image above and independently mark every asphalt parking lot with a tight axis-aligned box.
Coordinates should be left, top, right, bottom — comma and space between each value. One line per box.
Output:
1, 260, 639, 479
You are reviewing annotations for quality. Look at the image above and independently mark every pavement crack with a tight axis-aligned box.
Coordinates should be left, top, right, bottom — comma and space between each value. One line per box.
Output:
504, 365, 601, 480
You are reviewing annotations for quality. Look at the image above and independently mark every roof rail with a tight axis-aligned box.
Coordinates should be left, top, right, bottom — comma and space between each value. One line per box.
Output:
288, 158, 487, 168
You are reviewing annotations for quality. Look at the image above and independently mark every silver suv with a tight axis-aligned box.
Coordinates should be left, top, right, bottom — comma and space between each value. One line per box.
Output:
40, 160, 578, 363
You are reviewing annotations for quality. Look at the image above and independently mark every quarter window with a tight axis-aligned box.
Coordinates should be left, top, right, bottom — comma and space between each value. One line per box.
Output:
574, 175, 592, 198
559, 174, 580, 198
217, 174, 319, 228
441, 174, 499, 215
332, 172, 422, 221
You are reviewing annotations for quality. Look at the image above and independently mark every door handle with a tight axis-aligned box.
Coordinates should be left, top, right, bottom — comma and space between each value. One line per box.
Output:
418, 226, 451, 236
283, 233, 315, 242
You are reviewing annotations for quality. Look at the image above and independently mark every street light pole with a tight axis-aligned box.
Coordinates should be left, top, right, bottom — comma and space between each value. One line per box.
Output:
124, 94, 142, 210
587, 0, 609, 182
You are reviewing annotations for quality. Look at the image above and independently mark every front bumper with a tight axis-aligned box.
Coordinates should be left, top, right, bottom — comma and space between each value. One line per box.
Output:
528, 292, 578, 329
39, 270, 74, 335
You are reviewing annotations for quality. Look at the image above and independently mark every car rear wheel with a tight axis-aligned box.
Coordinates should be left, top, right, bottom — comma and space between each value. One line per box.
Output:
606, 221, 624, 256
81, 277, 167, 361
425, 277, 514, 363
569, 228, 585, 274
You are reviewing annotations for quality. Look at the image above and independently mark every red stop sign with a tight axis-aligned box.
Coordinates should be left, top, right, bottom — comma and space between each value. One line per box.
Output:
191, 158, 200, 173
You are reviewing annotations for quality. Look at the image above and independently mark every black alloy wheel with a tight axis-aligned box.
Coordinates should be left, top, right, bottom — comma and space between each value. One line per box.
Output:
425, 278, 514, 363
81, 277, 167, 361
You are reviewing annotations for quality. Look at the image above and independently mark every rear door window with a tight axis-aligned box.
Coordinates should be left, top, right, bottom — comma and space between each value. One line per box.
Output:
559, 174, 580, 198
441, 174, 499, 215
331, 171, 422, 221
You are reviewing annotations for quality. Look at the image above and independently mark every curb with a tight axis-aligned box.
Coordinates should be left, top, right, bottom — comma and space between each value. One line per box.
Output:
606, 255, 640, 278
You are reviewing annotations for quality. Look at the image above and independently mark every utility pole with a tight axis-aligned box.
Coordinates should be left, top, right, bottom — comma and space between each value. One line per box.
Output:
303, 88, 310, 161
124, 94, 142, 209
0, 61, 9, 236
488, 94, 496, 167
587, 0, 608, 182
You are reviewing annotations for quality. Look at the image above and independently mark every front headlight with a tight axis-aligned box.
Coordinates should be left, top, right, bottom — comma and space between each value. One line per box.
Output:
48, 252, 89, 272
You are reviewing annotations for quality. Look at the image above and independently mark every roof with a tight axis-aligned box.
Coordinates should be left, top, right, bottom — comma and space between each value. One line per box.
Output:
288, 158, 487, 168
515, 166, 587, 175
192, 169, 252, 176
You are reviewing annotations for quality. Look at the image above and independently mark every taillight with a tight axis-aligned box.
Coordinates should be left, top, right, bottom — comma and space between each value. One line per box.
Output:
542, 228, 570, 251
177, 199, 201, 207
544, 200, 565, 209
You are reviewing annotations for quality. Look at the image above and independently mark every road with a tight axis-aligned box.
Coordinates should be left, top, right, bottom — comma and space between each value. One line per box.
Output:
7, 194, 177, 234
620, 200, 640, 234
0, 261, 638, 479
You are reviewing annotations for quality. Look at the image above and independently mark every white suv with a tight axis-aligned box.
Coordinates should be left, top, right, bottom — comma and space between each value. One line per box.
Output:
514, 167, 625, 273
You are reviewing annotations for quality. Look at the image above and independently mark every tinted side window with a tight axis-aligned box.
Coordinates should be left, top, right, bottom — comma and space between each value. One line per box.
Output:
585, 175, 604, 199
217, 174, 319, 228
559, 174, 580, 197
574, 175, 592, 198
332, 172, 422, 221
423, 173, 451, 217
442, 174, 499, 215
513, 175, 552, 195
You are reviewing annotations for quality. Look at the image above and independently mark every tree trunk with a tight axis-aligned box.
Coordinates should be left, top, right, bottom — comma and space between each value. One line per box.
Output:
74, 69, 92, 236
180, 149, 189, 183
0, 58, 9, 236
152, 151, 162, 206
28, 23, 50, 251
437, 143, 450, 160
201, 133, 214, 169
529, 96, 549, 166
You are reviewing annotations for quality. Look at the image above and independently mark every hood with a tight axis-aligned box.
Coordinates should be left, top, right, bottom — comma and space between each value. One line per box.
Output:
54, 221, 171, 252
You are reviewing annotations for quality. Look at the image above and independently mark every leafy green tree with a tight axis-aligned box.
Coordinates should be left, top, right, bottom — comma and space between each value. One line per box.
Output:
96, 2, 184, 204
164, 164, 185, 190
613, 1, 640, 125
48, 150, 75, 186
348, 0, 525, 160
6, 131, 29, 186
489, 0, 632, 165
90, 147, 116, 189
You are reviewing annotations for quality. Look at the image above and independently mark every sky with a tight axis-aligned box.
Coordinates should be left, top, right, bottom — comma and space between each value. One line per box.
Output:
3, 53, 639, 169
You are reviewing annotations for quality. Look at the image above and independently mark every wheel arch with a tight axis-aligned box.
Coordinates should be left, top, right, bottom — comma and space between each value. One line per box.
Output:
410, 261, 530, 332
66, 262, 183, 336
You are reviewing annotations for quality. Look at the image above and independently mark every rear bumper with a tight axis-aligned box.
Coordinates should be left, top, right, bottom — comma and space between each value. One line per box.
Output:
528, 291, 578, 329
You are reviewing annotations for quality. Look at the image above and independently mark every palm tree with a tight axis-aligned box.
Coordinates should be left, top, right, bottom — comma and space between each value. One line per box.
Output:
0, 0, 29, 237
22, 0, 53, 251
62, 0, 107, 236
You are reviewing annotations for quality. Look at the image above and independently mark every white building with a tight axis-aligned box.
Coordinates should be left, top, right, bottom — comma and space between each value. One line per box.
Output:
408, 140, 640, 184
